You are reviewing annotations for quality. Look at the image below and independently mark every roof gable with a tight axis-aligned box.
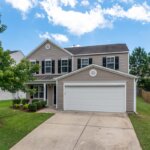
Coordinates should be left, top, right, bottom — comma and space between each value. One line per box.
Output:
26, 39, 73, 58
55, 64, 136, 80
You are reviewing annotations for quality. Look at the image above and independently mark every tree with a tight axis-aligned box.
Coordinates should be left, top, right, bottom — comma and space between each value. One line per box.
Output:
0, 46, 39, 96
130, 47, 150, 86
0, 14, 7, 33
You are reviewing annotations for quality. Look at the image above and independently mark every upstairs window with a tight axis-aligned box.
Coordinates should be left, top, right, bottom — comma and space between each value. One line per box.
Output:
30, 60, 39, 74
106, 57, 115, 69
77, 58, 92, 69
103, 56, 119, 70
61, 59, 68, 73
42, 59, 55, 74
81, 58, 89, 68
45, 60, 52, 73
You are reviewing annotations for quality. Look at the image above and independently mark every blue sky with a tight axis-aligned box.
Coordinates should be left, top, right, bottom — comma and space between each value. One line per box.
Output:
0, 0, 150, 55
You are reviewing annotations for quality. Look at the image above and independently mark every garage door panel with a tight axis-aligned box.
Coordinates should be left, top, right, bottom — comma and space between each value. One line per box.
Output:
64, 85, 125, 112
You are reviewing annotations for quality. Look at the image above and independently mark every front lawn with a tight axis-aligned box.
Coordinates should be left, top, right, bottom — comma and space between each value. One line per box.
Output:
0, 100, 53, 150
129, 97, 150, 150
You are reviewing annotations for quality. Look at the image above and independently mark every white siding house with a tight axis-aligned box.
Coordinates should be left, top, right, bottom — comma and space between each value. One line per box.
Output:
0, 51, 26, 100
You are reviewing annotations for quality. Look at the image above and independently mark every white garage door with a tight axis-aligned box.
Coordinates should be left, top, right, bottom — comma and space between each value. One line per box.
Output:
64, 83, 126, 112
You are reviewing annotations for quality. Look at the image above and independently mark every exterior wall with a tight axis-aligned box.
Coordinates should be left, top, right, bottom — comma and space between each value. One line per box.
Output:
27, 41, 72, 75
57, 66, 134, 112
0, 89, 26, 100
73, 53, 129, 73
10, 51, 24, 64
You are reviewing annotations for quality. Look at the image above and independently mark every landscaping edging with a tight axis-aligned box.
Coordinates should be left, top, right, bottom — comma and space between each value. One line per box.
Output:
141, 89, 150, 103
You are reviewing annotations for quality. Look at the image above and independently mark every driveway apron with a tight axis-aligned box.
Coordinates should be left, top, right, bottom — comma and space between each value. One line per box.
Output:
11, 112, 141, 150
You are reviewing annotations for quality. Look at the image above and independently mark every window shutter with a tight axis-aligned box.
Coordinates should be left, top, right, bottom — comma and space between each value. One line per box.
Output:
89, 58, 92, 65
77, 58, 81, 69
58, 59, 61, 74
68, 59, 72, 72
30, 85, 33, 99
36, 61, 39, 74
103, 57, 106, 67
52, 60, 55, 74
115, 56, 119, 70
42, 60, 45, 74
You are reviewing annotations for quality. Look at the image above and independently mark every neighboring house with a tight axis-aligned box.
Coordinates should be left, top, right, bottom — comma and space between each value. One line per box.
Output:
26, 39, 137, 112
0, 50, 26, 100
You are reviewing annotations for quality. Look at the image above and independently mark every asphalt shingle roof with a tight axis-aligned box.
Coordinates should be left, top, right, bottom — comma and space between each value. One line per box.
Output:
65, 44, 129, 55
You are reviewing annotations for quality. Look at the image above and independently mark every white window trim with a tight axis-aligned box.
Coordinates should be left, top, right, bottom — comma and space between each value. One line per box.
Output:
81, 58, 89, 68
106, 56, 115, 69
61, 58, 68, 73
30, 60, 36, 63
33, 85, 44, 99
45, 59, 52, 74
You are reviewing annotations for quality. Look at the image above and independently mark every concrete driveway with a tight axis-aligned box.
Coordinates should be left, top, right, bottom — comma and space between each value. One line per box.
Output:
11, 112, 141, 150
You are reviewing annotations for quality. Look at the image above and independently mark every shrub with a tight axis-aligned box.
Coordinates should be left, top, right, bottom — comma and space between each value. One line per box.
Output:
41, 101, 47, 108
12, 99, 21, 106
34, 101, 42, 110
28, 103, 37, 112
32, 99, 39, 103
22, 99, 29, 105
23, 104, 29, 110
14, 104, 20, 109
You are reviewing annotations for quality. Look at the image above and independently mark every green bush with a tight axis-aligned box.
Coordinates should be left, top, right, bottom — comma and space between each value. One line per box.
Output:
32, 99, 39, 103
22, 99, 29, 105
28, 103, 37, 112
23, 104, 29, 110
14, 104, 20, 109
41, 101, 47, 107
12, 99, 21, 105
34, 101, 42, 110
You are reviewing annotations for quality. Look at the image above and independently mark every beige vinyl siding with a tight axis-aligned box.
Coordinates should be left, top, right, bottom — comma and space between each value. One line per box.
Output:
57, 66, 134, 112
73, 53, 129, 73
28, 41, 72, 75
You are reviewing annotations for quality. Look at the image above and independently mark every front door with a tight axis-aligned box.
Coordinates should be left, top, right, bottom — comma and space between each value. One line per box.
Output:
54, 85, 56, 105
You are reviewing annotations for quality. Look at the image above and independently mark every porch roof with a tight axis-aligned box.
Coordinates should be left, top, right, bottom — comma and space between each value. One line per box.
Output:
34, 75, 60, 81
27, 75, 61, 84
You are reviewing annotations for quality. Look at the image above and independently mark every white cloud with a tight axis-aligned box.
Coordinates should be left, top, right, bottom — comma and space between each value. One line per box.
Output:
51, 34, 69, 42
81, 0, 89, 6
39, 32, 51, 39
5, 0, 37, 12
40, 0, 111, 35
104, 2, 150, 22
35, 13, 45, 19
119, 0, 134, 3
39, 32, 69, 43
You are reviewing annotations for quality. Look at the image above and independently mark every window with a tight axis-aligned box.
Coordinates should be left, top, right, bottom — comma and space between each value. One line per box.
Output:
45, 60, 52, 73
106, 57, 115, 69
30, 60, 36, 65
33, 85, 44, 99
61, 59, 68, 73
81, 58, 89, 68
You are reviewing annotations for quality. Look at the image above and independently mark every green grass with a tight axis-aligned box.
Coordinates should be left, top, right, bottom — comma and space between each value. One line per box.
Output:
0, 100, 54, 150
129, 97, 150, 150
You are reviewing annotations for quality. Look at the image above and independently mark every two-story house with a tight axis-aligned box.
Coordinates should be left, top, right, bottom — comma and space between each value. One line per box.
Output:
26, 39, 137, 113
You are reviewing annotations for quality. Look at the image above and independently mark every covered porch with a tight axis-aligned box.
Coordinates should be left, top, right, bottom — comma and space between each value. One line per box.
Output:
26, 80, 57, 108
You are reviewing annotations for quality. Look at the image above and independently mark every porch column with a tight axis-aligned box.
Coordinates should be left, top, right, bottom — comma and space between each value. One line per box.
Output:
43, 83, 46, 101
